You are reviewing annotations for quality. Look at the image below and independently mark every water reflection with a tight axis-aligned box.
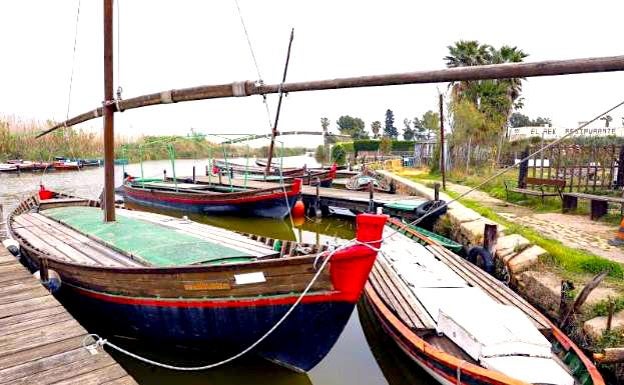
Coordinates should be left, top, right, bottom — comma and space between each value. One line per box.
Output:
0, 158, 428, 385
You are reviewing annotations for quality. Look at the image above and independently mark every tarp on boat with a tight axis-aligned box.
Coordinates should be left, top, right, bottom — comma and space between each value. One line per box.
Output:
44, 206, 253, 266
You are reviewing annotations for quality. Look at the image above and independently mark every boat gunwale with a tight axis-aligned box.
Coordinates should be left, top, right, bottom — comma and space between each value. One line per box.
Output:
7, 194, 323, 274
365, 221, 605, 385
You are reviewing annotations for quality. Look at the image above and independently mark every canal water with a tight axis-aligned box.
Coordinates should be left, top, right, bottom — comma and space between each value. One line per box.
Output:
0, 158, 436, 385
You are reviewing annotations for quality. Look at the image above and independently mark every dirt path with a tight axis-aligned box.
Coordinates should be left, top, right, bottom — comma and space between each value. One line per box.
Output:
445, 182, 623, 262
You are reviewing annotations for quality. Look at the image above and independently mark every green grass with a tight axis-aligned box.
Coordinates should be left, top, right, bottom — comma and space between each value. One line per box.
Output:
440, 189, 624, 279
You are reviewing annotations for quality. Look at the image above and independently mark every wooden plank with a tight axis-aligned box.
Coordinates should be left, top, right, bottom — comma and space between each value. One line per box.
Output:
376, 256, 436, 330
0, 295, 60, 318
0, 285, 50, 305
0, 335, 86, 373
0, 306, 69, 333
51, 364, 130, 385
0, 319, 86, 356
426, 245, 550, 331
16, 215, 103, 266
12, 225, 75, 263
369, 264, 415, 329
27, 213, 143, 267
100, 377, 140, 385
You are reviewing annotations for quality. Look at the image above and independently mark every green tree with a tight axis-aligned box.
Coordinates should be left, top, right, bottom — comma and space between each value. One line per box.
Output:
331, 143, 347, 165
403, 118, 415, 140
320, 117, 330, 132
422, 110, 440, 139
384, 109, 398, 139
379, 136, 392, 155
412, 117, 426, 139
370, 121, 381, 139
336, 115, 368, 139
531, 117, 552, 127
509, 112, 531, 127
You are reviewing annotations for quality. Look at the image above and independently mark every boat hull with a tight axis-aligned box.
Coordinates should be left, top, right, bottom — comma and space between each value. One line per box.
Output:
123, 185, 298, 219
61, 285, 356, 372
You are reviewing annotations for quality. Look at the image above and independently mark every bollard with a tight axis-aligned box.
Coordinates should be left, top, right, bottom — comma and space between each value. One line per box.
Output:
483, 223, 498, 255
163, 169, 167, 180
368, 182, 375, 213
192, 166, 196, 183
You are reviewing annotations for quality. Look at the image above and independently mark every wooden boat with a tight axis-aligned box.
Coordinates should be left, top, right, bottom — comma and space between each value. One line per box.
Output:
345, 168, 393, 193
214, 159, 306, 177
52, 157, 82, 171
0, 163, 18, 172
123, 176, 302, 219
215, 161, 337, 187
9, 191, 388, 372
363, 218, 604, 385
6, 160, 35, 171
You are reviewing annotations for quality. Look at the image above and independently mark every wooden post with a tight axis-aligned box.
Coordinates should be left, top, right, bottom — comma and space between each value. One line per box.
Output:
434, 182, 440, 201
439, 94, 446, 190
518, 147, 529, 188
39, 258, 49, 283
368, 182, 375, 213
315, 178, 321, 219
102, 0, 115, 222
192, 166, 196, 183
483, 224, 498, 255
163, 169, 166, 180
607, 297, 615, 332
559, 280, 575, 325
617, 145, 624, 188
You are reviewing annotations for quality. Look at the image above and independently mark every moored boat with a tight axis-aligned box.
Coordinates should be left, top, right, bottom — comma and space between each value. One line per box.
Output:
52, 157, 82, 170
215, 161, 337, 187
123, 176, 302, 219
9, 191, 387, 372
0, 163, 18, 172
363, 218, 604, 385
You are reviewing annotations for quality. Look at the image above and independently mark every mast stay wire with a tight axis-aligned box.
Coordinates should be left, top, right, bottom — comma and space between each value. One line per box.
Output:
232, 0, 274, 129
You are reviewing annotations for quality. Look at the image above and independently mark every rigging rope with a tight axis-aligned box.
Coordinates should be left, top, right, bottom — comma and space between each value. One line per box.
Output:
65, 0, 81, 122
232, 0, 273, 129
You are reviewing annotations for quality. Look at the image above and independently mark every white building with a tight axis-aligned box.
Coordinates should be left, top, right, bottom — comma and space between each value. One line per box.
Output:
508, 125, 624, 142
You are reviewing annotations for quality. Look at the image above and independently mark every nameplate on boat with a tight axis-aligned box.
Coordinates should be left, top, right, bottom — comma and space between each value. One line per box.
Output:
234, 272, 266, 285
184, 281, 231, 291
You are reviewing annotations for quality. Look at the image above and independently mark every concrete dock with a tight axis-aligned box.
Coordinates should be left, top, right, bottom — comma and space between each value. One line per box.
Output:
0, 246, 137, 385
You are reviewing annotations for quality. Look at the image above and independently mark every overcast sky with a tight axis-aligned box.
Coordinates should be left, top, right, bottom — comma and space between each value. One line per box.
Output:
1, 0, 623, 147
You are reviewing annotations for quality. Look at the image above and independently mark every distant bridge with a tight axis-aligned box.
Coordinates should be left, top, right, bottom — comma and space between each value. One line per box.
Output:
221, 131, 351, 144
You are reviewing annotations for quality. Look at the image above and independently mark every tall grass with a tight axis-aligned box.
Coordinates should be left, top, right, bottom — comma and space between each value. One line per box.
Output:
0, 116, 307, 162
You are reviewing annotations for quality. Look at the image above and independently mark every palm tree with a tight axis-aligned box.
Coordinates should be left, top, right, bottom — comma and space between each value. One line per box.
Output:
600, 115, 613, 127
444, 40, 493, 104
491, 45, 528, 106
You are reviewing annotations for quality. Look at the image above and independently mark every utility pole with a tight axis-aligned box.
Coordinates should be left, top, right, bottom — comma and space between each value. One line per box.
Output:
103, 0, 115, 222
439, 93, 446, 190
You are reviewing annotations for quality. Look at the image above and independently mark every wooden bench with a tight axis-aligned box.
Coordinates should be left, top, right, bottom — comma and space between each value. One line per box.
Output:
504, 177, 566, 203
562, 192, 624, 220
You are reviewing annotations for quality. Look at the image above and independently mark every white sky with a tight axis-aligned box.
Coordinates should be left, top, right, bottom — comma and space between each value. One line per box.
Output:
1, 0, 623, 148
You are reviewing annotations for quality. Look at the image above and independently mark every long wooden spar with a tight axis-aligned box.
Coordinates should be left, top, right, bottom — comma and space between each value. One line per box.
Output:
38, 55, 624, 138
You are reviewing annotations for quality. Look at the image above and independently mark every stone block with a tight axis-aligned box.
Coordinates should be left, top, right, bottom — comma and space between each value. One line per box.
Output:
516, 270, 561, 318
507, 245, 546, 274
496, 234, 531, 259
584, 311, 624, 341
459, 217, 506, 246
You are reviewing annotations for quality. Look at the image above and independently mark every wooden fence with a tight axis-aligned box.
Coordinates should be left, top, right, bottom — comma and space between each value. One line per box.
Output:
510, 144, 624, 192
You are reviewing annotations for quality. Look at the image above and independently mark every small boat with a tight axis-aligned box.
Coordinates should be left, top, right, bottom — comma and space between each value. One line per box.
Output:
6, 159, 35, 171
9, 191, 387, 372
79, 159, 102, 167
399, 220, 463, 253
0, 163, 18, 172
363, 218, 604, 385
214, 159, 306, 177
215, 161, 337, 187
345, 169, 393, 193
52, 157, 81, 170
123, 176, 302, 219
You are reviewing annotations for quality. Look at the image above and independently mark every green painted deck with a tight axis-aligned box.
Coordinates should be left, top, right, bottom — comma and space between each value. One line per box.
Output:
43, 206, 252, 266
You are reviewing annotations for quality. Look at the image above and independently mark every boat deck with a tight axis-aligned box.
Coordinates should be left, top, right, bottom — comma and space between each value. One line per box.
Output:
12, 204, 278, 267
368, 226, 552, 341
0, 246, 137, 384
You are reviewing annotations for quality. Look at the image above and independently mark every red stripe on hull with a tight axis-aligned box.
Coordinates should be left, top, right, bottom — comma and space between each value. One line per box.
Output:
72, 284, 356, 308
124, 186, 298, 205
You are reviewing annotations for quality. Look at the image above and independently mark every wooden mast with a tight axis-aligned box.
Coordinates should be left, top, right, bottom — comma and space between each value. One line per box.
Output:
37, 55, 624, 137
103, 0, 115, 222
265, 28, 295, 176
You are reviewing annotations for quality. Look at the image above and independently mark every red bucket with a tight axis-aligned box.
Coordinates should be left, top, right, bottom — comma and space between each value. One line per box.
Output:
38, 185, 54, 200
